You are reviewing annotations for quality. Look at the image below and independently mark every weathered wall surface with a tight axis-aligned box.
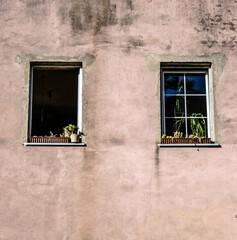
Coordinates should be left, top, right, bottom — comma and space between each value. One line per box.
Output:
0, 0, 237, 239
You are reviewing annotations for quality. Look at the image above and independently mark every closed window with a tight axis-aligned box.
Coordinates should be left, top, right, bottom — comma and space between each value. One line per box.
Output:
161, 63, 214, 142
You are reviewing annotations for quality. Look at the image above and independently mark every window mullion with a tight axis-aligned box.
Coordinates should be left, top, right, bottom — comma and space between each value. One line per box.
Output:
184, 73, 188, 138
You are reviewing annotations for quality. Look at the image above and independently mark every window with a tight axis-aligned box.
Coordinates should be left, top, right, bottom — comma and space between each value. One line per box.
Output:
161, 63, 214, 143
28, 63, 83, 144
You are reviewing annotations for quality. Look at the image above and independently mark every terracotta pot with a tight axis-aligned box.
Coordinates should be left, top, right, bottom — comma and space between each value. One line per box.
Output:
161, 138, 208, 144
29, 137, 70, 143
162, 138, 173, 144
172, 138, 198, 144
201, 138, 211, 143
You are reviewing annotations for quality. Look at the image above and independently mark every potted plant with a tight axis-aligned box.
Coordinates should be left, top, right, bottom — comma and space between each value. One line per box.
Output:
29, 131, 70, 143
161, 113, 211, 144
64, 124, 80, 143
189, 113, 211, 143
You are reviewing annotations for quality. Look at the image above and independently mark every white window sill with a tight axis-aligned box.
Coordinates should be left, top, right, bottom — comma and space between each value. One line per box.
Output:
158, 143, 221, 148
23, 143, 86, 147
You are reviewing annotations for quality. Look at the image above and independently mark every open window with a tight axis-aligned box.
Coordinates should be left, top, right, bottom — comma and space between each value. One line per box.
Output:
27, 63, 83, 145
161, 63, 216, 145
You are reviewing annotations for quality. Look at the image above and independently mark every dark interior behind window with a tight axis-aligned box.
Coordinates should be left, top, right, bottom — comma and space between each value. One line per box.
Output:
31, 68, 78, 136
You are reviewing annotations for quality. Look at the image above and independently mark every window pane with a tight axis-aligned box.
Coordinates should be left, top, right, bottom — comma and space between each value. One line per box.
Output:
187, 96, 207, 116
165, 118, 185, 137
164, 73, 184, 94
186, 73, 206, 94
165, 96, 185, 117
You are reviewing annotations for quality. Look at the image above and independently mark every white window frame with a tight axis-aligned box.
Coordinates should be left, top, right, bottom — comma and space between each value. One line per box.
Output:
161, 66, 214, 141
27, 64, 84, 145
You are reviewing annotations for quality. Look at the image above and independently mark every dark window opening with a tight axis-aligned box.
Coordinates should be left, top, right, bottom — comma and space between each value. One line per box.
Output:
30, 67, 79, 137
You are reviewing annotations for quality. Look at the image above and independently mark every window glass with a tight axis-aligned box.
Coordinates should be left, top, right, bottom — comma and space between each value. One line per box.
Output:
162, 70, 209, 139
165, 96, 185, 117
165, 118, 185, 137
186, 96, 207, 116
164, 74, 184, 94
186, 73, 206, 94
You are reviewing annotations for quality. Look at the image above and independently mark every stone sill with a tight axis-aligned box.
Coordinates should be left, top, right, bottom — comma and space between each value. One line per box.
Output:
23, 143, 86, 147
158, 143, 221, 148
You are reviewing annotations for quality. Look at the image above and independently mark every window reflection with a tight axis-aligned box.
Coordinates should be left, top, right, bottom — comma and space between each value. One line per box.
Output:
186, 74, 206, 94
165, 74, 184, 94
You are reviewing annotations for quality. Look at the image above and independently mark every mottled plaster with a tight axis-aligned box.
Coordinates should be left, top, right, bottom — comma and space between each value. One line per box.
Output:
0, 1, 237, 240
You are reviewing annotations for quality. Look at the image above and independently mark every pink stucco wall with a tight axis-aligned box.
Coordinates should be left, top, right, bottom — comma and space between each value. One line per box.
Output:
0, 0, 237, 239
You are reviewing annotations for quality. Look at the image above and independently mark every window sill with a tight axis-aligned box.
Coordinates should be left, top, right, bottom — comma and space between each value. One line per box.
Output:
23, 142, 86, 147
157, 143, 221, 148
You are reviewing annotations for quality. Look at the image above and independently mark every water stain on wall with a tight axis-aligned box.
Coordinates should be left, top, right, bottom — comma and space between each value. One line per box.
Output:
120, 13, 138, 27
94, 1, 116, 35
67, 0, 117, 35
26, 0, 46, 8
126, 0, 133, 11
125, 37, 145, 52
69, 2, 92, 32
194, 0, 237, 51
26, 0, 48, 23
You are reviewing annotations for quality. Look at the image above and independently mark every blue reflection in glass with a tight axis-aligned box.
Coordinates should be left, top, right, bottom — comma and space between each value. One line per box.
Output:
165, 74, 184, 94
186, 74, 206, 94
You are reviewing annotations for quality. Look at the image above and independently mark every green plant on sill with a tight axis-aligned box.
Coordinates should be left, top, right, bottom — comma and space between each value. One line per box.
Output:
173, 131, 183, 138
64, 124, 79, 135
189, 113, 207, 138
172, 113, 207, 140
173, 118, 185, 138
49, 131, 58, 137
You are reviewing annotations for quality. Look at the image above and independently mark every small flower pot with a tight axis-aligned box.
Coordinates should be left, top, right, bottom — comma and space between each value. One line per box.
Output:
70, 134, 78, 143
